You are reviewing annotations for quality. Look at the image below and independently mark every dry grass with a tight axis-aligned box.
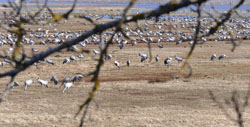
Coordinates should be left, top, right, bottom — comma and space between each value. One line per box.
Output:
0, 40, 250, 126
0, 12, 250, 126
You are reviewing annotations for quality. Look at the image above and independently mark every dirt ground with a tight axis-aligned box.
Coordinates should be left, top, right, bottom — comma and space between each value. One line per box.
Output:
0, 41, 250, 127
0, 6, 250, 127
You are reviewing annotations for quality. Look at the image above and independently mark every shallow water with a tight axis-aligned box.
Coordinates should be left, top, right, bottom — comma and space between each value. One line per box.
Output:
0, 1, 249, 10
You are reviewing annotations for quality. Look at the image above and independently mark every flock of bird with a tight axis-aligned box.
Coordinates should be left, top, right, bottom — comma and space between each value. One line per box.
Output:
6, 52, 227, 93
9, 74, 84, 94
1, 11, 248, 93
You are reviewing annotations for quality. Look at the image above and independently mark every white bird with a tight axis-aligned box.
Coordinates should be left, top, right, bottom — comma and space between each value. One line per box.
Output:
114, 61, 120, 69
37, 77, 49, 88
155, 55, 159, 62
80, 42, 86, 47
210, 54, 216, 61
77, 54, 84, 59
46, 59, 54, 65
175, 56, 183, 64
4, 57, 11, 64
139, 53, 148, 62
93, 49, 100, 55
50, 76, 58, 85
218, 54, 226, 60
60, 77, 73, 87
32, 48, 38, 53
24, 80, 33, 91
126, 60, 131, 67
70, 55, 77, 61
63, 58, 70, 64
62, 82, 73, 94
164, 58, 172, 66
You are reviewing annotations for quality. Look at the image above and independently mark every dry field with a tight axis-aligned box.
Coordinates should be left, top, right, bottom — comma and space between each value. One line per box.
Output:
0, 7, 250, 127
0, 40, 250, 127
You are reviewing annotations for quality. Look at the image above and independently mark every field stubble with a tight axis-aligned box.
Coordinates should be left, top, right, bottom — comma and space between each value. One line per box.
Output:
0, 15, 250, 126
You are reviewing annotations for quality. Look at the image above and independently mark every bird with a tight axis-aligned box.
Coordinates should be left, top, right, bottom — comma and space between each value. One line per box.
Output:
158, 43, 163, 48
72, 74, 84, 82
93, 49, 100, 55
164, 58, 172, 66
37, 77, 49, 88
50, 76, 58, 85
176, 40, 182, 45
77, 54, 84, 59
210, 54, 216, 61
60, 77, 73, 88
63, 58, 70, 64
24, 79, 33, 91
7, 81, 19, 90
70, 55, 77, 61
155, 55, 159, 62
32, 48, 38, 53
119, 43, 124, 49
218, 54, 226, 60
4, 57, 11, 64
46, 59, 54, 65
62, 82, 73, 94
139, 53, 148, 62
114, 61, 120, 69
107, 54, 112, 60
175, 56, 183, 64
126, 60, 131, 67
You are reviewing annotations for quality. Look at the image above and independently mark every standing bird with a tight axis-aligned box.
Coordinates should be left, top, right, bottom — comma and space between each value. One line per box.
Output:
107, 54, 112, 60
77, 54, 84, 59
114, 61, 120, 69
63, 58, 70, 64
72, 74, 84, 82
126, 60, 131, 67
119, 43, 124, 49
70, 55, 77, 62
158, 43, 163, 48
139, 53, 148, 62
164, 58, 172, 66
7, 81, 19, 90
176, 40, 182, 45
218, 54, 226, 60
62, 82, 73, 94
60, 77, 73, 88
155, 55, 159, 62
37, 77, 49, 88
210, 54, 217, 61
50, 76, 58, 85
24, 79, 33, 91
175, 56, 183, 64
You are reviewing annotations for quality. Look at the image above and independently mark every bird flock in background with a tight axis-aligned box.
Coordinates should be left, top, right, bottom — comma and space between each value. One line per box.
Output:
1, 11, 243, 94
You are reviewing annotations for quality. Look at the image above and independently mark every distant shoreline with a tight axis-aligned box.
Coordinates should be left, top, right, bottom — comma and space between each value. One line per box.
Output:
47, 0, 250, 6
0, 0, 249, 5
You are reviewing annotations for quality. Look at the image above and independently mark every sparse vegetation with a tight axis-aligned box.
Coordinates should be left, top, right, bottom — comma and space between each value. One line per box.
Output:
0, 0, 249, 127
